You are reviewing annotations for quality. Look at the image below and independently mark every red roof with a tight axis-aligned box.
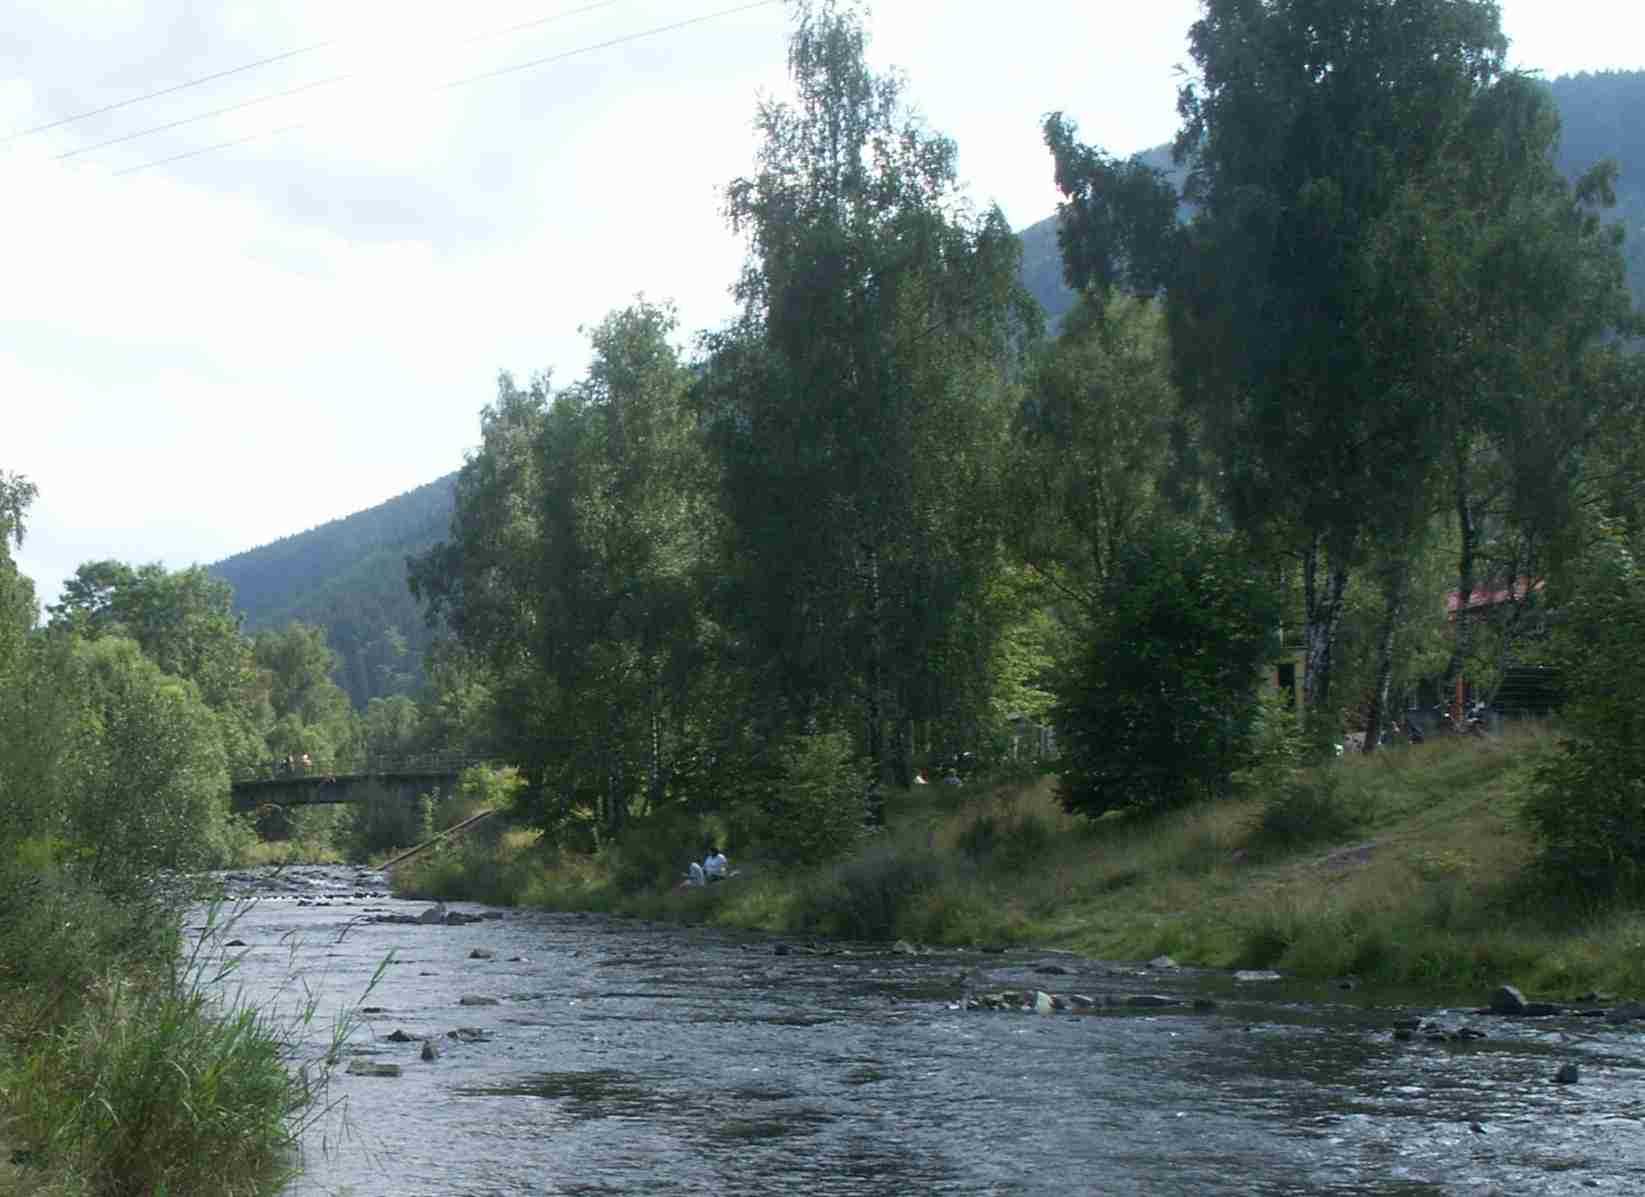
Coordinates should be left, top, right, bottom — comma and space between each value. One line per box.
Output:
1444, 577, 1543, 616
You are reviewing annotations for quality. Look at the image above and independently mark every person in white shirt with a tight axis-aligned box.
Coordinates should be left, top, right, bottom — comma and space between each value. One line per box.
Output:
703, 848, 728, 882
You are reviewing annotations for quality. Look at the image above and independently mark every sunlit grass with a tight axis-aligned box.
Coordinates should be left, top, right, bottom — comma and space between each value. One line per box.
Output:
389, 721, 1645, 995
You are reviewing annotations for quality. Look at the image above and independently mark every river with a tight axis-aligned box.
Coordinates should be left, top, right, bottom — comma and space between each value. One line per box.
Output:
201, 866, 1645, 1196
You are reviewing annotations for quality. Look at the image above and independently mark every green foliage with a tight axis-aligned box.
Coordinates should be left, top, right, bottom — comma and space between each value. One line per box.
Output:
1054, 526, 1278, 819
705, 0, 1034, 802
607, 805, 707, 893
785, 838, 947, 940
1250, 771, 1365, 853
254, 621, 361, 768
1524, 525, 1645, 896
338, 781, 432, 862
44, 636, 238, 886
956, 810, 1054, 872
754, 730, 866, 867
1012, 295, 1179, 598
51, 560, 270, 772
211, 474, 455, 707
411, 303, 719, 842
0, 861, 177, 1027
1045, 2, 1637, 727
0, 871, 329, 1197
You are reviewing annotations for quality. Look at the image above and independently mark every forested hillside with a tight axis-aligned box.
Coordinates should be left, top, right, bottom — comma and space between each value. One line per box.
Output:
1018, 70, 1645, 323
209, 474, 454, 706
205, 73, 1645, 719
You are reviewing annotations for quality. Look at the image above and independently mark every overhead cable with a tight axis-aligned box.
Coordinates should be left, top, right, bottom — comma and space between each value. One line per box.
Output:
113, 0, 781, 177
38, 0, 633, 160
4, 41, 332, 145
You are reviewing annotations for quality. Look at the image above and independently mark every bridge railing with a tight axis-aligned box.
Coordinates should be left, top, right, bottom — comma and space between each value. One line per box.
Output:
231, 754, 493, 784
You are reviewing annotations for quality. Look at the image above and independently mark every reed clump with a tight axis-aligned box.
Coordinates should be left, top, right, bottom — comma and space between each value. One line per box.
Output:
0, 865, 332, 1196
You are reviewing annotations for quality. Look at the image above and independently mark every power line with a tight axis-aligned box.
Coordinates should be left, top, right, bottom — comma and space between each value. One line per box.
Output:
113, 0, 782, 178
57, 75, 351, 161
4, 41, 333, 145
442, 0, 780, 92
52, 1, 636, 163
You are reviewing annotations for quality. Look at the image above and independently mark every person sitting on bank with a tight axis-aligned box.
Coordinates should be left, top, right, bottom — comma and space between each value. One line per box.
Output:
704, 847, 728, 883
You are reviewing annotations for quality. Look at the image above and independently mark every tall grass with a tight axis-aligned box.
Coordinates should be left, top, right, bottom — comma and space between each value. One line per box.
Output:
0, 871, 351, 1196
393, 722, 1644, 996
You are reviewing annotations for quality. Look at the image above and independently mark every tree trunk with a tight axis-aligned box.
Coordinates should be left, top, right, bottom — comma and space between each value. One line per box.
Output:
1361, 559, 1409, 755
862, 541, 886, 825
1300, 537, 1351, 729
1442, 453, 1478, 717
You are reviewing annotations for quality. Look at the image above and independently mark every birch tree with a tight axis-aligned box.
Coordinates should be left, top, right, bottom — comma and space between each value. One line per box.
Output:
704, 0, 1030, 817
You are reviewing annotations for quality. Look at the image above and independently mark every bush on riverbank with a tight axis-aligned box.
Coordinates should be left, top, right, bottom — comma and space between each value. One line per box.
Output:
0, 867, 325, 1196
391, 722, 1645, 997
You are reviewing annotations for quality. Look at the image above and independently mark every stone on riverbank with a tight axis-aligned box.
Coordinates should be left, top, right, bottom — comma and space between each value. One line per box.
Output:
421, 1039, 440, 1062
469, 948, 494, 960
1554, 1063, 1580, 1084
1489, 984, 1527, 1015
384, 1029, 416, 1043
417, 903, 447, 925
458, 994, 500, 1006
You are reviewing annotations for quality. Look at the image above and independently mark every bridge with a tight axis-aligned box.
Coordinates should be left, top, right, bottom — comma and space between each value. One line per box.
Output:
229, 754, 491, 812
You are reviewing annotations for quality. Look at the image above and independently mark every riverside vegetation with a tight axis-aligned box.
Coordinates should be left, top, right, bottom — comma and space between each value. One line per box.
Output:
392, 721, 1645, 1003
7, 3, 1645, 1190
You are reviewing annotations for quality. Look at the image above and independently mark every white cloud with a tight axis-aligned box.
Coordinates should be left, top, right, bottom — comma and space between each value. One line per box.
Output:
3, 0, 1640, 610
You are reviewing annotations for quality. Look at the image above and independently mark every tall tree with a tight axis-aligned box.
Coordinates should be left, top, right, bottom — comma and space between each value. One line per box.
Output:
1045, 0, 1634, 736
49, 561, 270, 770
252, 622, 359, 767
413, 304, 719, 841
703, 0, 1032, 815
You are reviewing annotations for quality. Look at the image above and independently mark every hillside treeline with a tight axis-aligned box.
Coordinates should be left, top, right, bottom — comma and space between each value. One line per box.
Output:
400, 0, 1645, 885
6, 1, 1645, 894
210, 474, 455, 707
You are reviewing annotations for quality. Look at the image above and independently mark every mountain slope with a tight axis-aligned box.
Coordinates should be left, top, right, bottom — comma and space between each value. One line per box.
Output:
209, 474, 455, 707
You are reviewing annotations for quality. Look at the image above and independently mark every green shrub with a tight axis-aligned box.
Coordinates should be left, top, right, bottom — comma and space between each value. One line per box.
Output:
0, 863, 177, 1027
395, 834, 543, 906
1250, 770, 1365, 852
754, 731, 865, 867
0, 881, 336, 1197
1054, 526, 1278, 820
608, 807, 706, 893
1524, 524, 1645, 897
787, 840, 945, 939
957, 811, 1055, 871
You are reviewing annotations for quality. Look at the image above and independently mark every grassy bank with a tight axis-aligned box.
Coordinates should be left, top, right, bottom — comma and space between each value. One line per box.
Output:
0, 869, 332, 1196
392, 725, 1645, 999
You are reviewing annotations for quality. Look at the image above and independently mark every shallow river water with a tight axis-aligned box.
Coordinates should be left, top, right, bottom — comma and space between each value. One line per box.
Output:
202, 867, 1645, 1196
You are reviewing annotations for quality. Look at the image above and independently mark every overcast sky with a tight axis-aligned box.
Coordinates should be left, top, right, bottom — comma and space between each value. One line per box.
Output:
4, 0, 1641, 607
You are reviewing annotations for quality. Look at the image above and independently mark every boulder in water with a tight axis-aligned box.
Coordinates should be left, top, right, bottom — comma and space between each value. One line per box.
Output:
417, 902, 448, 926
345, 1059, 402, 1077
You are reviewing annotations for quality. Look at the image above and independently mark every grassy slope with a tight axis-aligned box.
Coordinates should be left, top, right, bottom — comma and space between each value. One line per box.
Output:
394, 726, 1645, 1000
